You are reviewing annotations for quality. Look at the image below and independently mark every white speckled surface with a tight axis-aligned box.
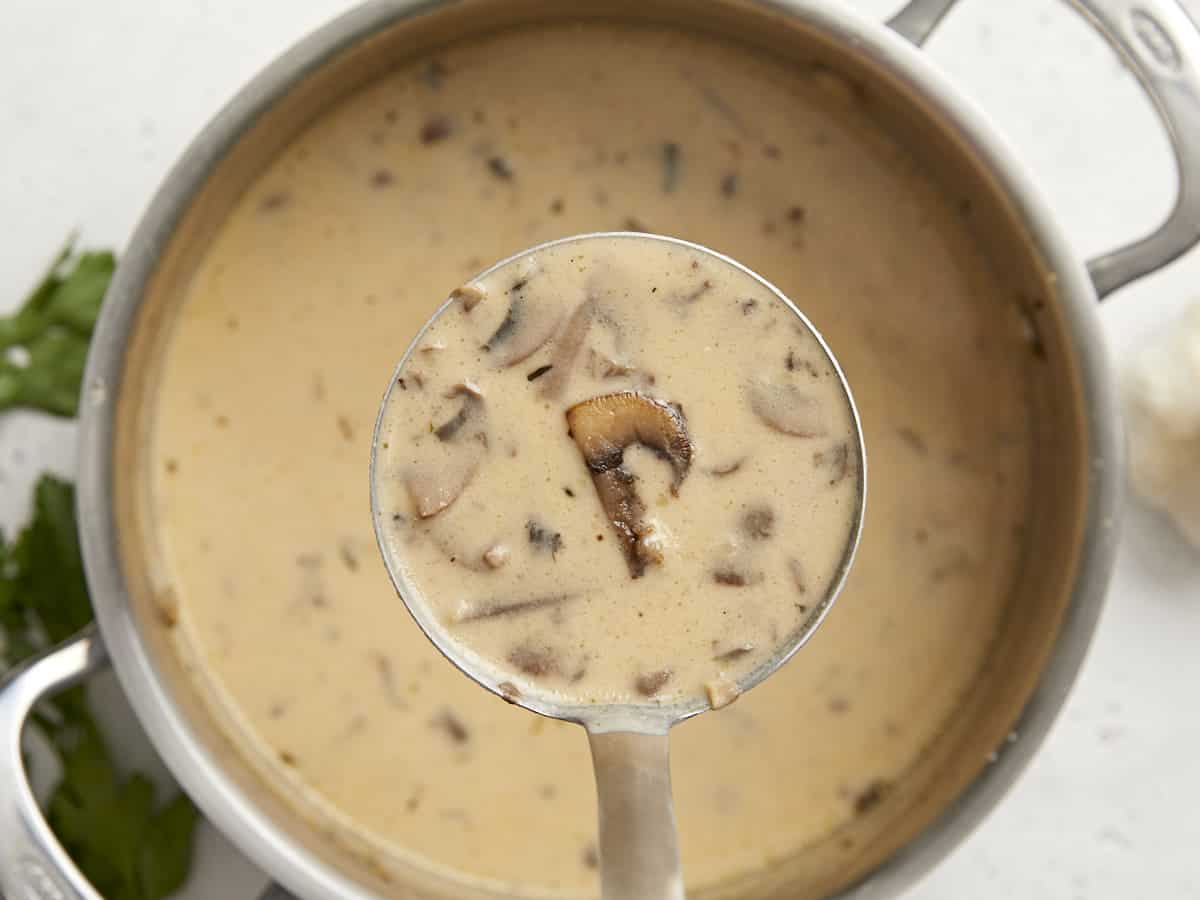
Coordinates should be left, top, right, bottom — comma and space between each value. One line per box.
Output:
2, 1, 1198, 897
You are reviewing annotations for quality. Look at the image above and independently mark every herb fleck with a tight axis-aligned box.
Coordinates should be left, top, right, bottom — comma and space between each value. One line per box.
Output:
421, 59, 447, 89
854, 779, 889, 815
420, 116, 453, 145
258, 191, 290, 212
527, 519, 565, 558
662, 142, 682, 192
431, 709, 471, 744
487, 156, 515, 180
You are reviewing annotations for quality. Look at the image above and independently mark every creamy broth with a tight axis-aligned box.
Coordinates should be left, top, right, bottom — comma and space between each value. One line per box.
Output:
151, 23, 1033, 897
374, 235, 861, 708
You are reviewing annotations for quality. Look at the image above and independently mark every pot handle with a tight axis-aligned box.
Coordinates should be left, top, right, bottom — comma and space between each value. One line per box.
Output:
0, 626, 108, 900
889, 0, 1200, 299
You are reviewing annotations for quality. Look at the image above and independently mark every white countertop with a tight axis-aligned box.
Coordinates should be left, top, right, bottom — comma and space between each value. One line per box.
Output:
2, 1, 1198, 897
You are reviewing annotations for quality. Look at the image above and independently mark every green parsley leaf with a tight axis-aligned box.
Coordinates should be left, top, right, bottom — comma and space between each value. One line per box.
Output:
8, 476, 93, 649
46, 715, 197, 900
0, 240, 114, 416
137, 792, 200, 900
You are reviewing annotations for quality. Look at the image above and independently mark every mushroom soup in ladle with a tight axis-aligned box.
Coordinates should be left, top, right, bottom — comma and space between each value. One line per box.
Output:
371, 232, 865, 899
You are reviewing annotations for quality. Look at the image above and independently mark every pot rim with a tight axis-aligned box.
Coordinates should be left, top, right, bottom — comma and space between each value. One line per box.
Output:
76, 1, 1122, 898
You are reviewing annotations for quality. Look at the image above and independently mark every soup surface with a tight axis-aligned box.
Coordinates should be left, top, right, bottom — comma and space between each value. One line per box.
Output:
373, 234, 862, 709
150, 21, 1034, 897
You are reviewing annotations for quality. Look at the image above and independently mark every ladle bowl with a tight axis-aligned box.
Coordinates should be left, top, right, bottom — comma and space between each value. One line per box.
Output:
369, 232, 867, 900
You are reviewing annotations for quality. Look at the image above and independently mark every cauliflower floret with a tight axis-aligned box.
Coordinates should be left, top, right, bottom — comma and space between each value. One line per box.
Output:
1125, 303, 1200, 546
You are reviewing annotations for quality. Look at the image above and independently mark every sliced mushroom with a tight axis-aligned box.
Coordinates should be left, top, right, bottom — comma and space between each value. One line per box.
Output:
713, 566, 762, 587
481, 284, 563, 367
435, 381, 485, 442
539, 296, 596, 398
404, 456, 481, 519
483, 295, 521, 350
455, 593, 575, 623
788, 557, 809, 595
406, 383, 487, 518
747, 379, 828, 437
567, 392, 691, 489
712, 642, 755, 663
814, 440, 853, 485
708, 457, 745, 477
741, 505, 775, 540
566, 392, 693, 577
508, 643, 559, 677
711, 541, 762, 587
586, 349, 640, 380
593, 467, 661, 575
634, 669, 672, 697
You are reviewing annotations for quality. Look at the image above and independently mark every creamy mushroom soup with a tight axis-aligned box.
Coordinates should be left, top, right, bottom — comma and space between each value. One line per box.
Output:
150, 22, 1034, 897
373, 235, 861, 709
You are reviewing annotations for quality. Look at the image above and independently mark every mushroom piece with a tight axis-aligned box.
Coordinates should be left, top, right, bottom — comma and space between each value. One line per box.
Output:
482, 544, 510, 569
705, 675, 741, 710
481, 286, 563, 368
712, 642, 755, 663
404, 382, 488, 518
634, 669, 673, 697
454, 593, 575, 623
435, 381, 485, 442
539, 296, 596, 398
451, 282, 487, 311
404, 456, 481, 519
708, 457, 745, 477
741, 505, 775, 540
587, 349, 640, 381
747, 379, 828, 437
566, 391, 692, 577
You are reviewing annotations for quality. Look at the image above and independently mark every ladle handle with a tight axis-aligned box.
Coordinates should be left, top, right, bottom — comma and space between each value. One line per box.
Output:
890, 0, 1200, 298
587, 729, 685, 900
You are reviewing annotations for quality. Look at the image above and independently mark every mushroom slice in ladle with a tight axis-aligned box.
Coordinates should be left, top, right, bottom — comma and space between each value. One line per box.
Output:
747, 378, 829, 438
566, 391, 692, 577
482, 282, 563, 368
405, 382, 488, 519
434, 381, 485, 442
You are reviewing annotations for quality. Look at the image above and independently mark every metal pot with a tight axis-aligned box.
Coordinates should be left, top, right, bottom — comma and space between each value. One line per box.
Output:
3, 0, 1198, 898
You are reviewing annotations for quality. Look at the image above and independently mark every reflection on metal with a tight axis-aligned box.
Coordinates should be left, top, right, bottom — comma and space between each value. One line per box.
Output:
0, 628, 108, 900
887, 0, 960, 46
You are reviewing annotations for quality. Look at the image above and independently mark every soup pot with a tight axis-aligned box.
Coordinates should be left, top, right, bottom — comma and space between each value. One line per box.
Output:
3, 0, 1199, 898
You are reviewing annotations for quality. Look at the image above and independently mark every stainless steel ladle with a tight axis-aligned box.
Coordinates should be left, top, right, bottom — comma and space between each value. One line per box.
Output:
370, 233, 867, 900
